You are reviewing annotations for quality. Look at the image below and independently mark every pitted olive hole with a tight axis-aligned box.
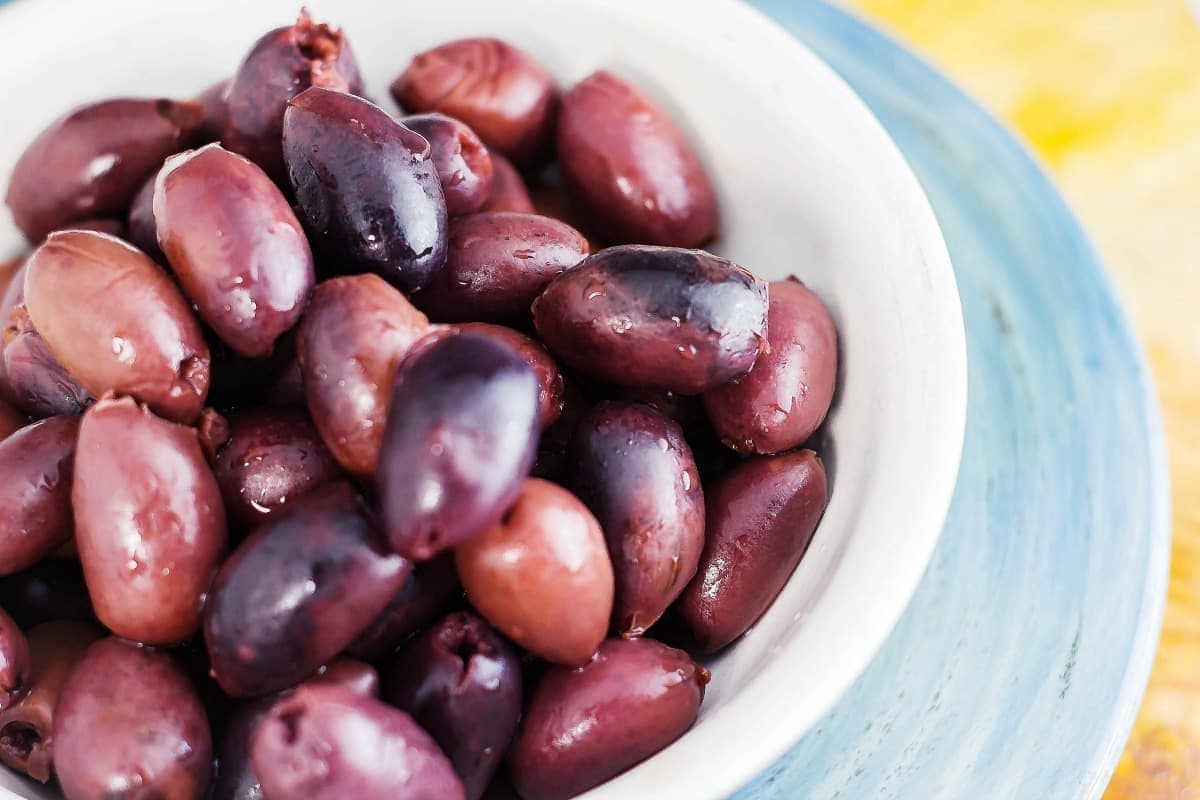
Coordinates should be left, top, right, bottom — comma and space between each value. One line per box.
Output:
0, 723, 41, 760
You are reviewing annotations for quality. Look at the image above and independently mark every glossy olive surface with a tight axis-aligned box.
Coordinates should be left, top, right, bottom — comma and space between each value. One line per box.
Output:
155, 144, 315, 358
283, 86, 448, 292
0, 416, 79, 576
678, 449, 828, 651
0, 561, 94, 630
250, 684, 466, 800
23, 230, 211, 423
508, 637, 707, 800
4, 98, 203, 242
378, 332, 540, 560
455, 323, 565, 430
384, 611, 521, 800
402, 113, 495, 217
3, 306, 93, 418
570, 402, 705, 635
53, 637, 212, 800
347, 554, 459, 661
204, 481, 409, 697
480, 153, 534, 214
532, 245, 768, 394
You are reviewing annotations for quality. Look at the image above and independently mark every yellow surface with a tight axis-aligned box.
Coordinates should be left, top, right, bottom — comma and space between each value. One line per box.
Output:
844, 0, 1200, 796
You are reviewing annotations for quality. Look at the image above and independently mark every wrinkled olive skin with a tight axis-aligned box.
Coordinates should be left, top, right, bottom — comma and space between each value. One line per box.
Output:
298, 275, 431, 478
0, 416, 79, 576
392, 38, 557, 164
508, 637, 707, 800
348, 554, 459, 660
480, 153, 534, 214
53, 637, 212, 800
4, 98, 204, 242
0, 561, 94, 629
402, 113, 494, 217
378, 333, 540, 560
73, 397, 226, 644
251, 684, 466, 800
23, 230, 212, 423
455, 323, 564, 430
125, 173, 164, 262
284, 87, 448, 292
156, 144, 315, 358
3, 306, 93, 418
416, 213, 588, 326
678, 449, 828, 651
204, 481, 409, 697
456, 478, 613, 666
570, 402, 705, 636
0, 610, 29, 713
384, 612, 522, 800
222, 11, 362, 182
213, 406, 342, 534
533, 245, 768, 394
0, 621, 101, 782
0, 398, 25, 442
704, 279, 839, 454
557, 71, 718, 248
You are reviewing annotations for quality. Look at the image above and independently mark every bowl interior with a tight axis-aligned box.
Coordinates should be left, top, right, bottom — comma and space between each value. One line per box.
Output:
0, 0, 966, 797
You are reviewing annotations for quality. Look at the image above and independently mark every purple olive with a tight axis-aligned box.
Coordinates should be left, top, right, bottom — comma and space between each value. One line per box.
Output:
0, 415, 79, 576
508, 637, 708, 800
125, 173, 164, 263
204, 480, 409, 697
0, 560, 95, 630
480, 153, 534, 214
0, 397, 26, 443
347, 554, 459, 661
283, 86, 448, 292
569, 402, 705, 636
251, 684, 466, 800
2, 306, 93, 418
194, 79, 231, 143
378, 332, 540, 560
532, 245, 768, 394
0, 609, 30, 713
402, 113, 494, 216
454, 323, 565, 430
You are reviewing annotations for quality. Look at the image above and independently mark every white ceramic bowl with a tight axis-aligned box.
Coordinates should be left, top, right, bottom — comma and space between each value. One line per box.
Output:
0, 0, 967, 797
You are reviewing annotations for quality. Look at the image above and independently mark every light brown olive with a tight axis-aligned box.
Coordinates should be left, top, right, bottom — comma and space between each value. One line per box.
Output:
0, 415, 79, 576
480, 153, 534, 214
23, 230, 211, 423
456, 478, 613, 666
73, 397, 227, 644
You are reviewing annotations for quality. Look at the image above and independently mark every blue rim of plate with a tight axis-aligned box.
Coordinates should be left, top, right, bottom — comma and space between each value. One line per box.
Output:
734, 1, 1171, 798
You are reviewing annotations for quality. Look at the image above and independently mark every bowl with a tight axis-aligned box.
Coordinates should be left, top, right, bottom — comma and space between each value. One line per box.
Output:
0, 0, 967, 797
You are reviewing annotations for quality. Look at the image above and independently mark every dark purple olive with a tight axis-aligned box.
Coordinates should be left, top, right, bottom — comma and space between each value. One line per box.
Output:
195, 79, 231, 142
222, 10, 361, 182
347, 554, 459, 660
402, 113, 494, 216
454, 323, 564, 430
213, 406, 342, 534
251, 684, 466, 800
0, 620, 101, 782
508, 637, 708, 800
2, 306, 93, 418
530, 378, 589, 482
0, 415, 79, 576
480, 153, 534, 214
53, 637, 212, 799
155, 144, 315, 358
204, 480, 409, 697
605, 385, 703, 428
125, 173, 164, 262
0, 609, 29, 713
378, 332, 540, 561
0, 560, 94, 629
677, 449, 828, 651
384, 611, 521, 800
415, 212, 588, 325
4, 98, 204, 242
532, 245, 768, 394
570, 402, 705, 636
283, 86, 448, 293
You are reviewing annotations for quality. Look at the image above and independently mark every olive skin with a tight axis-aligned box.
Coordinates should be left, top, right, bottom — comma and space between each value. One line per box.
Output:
703, 278, 839, 454
297, 275, 431, 479
456, 478, 613, 666
0, 560, 95, 630
204, 481, 409, 697
569, 402, 705, 636
347, 554, 459, 661
4, 98, 204, 242
677, 449, 828, 652
125, 173, 164, 263
392, 38, 557, 164
251, 684, 466, 800
557, 71, 718, 248
0, 398, 25, 442
455, 323, 565, 430
73, 397, 227, 645
53, 637, 212, 800
415, 212, 588, 326
155, 144, 315, 358
0, 416, 80, 576
0, 621, 101, 782
194, 78, 231, 143
384, 612, 522, 800
480, 153, 534, 214
402, 113, 495, 217
0, 609, 30, 713
283, 86, 449, 293
532, 245, 768, 394
378, 332, 540, 560
23, 230, 212, 424
508, 637, 708, 800
222, 10, 362, 182
3, 306, 93, 418
213, 406, 342, 534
